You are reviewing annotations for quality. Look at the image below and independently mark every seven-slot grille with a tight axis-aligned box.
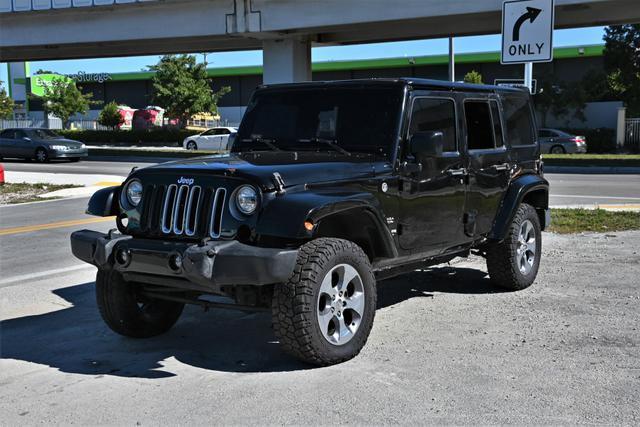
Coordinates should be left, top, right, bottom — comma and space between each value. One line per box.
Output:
140, 184, 226, 239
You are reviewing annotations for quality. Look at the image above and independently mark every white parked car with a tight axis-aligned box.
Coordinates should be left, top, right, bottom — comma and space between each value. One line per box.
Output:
183, 127, 238, 151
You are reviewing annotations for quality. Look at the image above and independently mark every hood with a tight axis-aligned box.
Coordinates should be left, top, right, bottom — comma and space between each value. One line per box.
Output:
136, 151, 390, 190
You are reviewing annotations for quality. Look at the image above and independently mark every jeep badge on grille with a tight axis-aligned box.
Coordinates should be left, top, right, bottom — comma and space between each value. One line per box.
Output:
177, 176, 195, 185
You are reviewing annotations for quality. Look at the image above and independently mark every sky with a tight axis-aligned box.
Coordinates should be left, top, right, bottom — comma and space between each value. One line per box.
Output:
1, 26, 605, 86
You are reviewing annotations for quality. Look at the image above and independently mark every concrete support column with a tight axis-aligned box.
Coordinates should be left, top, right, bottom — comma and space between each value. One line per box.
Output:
616, 107, 626, 149
262, 38, 311, 84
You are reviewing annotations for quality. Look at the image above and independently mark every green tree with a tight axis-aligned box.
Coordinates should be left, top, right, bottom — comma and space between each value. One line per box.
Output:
41, 79, 95, 129
604, 24, 640, 116
534, 71, 587, 127
98, 101, 125, 130
463, 70, 484, 84
150, 55, 230, 127
0, 80, 15, 119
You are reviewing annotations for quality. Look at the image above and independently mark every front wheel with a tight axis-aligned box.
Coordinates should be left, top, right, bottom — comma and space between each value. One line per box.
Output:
186, 141, 198, 150
486, 203, 542, 290
96, 269, 184, 338
35, 148, 49, 163
272, 238, 377, 366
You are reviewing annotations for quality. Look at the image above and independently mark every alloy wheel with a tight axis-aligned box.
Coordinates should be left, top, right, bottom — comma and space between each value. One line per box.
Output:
516, 219, 537, 275
316, 263, 366, 346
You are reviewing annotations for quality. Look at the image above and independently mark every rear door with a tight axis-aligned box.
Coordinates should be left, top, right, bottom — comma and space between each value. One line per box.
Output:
462, 94, 511, 237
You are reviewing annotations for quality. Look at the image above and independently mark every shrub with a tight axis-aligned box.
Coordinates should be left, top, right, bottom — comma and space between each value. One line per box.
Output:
561, 127, 617, 153
57, 129, 197, 146
98, 101, 124, 130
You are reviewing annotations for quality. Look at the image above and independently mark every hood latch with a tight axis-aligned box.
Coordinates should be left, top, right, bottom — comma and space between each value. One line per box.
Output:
272, 172, 286, 195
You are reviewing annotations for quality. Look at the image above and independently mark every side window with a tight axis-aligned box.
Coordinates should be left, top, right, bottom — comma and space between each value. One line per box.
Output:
503, 94, 535, 146
219, 128, 231, 135
15, 130, 26, 140
0, 130, 13, 139
409, 98, 457, 152
201, 130, 215, 136
538, 130, 551, 138
464, 101, 496, 150
490, 100, 504, 147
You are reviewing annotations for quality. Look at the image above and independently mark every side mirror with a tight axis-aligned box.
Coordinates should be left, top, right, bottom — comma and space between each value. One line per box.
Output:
409, 131, 444, 157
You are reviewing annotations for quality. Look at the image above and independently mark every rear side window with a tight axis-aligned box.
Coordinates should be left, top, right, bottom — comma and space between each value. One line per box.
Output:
464, 101, 496, 150
503, 94, 535, 146
490, 100, 504, 147
0, 130, 13, 139
409, 98, 457, 152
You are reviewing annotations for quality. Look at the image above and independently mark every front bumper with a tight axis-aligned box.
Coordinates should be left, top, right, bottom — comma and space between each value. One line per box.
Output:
50, 148, 88, 159
70, 230, 298, 293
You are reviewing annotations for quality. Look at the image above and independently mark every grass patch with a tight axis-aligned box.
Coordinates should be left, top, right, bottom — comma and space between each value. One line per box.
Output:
549, 208, 640, 234
0, 183, 81, 205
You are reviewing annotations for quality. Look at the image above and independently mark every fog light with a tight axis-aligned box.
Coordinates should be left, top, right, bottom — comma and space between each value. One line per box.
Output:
168, 254, 183, 271
115, 248, 130, 266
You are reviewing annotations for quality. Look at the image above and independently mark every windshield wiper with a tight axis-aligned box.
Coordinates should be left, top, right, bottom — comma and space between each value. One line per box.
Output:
240, 136, 281, 151
297, 137, 351, 156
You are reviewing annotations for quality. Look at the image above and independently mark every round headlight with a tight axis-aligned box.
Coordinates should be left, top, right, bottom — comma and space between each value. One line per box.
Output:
126, 180, 143, 207
236, 185, 258, 215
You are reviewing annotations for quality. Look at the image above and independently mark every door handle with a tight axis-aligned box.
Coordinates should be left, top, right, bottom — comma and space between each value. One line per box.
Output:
446, 168, 467, 176
493, 163, 510, 171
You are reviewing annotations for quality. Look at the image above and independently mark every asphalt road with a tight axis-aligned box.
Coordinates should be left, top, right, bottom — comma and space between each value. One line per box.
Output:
1, 206, 638, 423
3, 157, 640, 206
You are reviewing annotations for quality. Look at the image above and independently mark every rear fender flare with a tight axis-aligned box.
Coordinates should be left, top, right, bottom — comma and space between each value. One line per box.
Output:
489, 174, 549, 240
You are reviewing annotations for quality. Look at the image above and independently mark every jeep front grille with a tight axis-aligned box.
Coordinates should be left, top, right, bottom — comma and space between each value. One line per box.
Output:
140, 184, 226, 238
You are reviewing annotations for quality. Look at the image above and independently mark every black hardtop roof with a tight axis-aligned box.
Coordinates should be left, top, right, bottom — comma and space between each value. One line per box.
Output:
258, 77, 529, 94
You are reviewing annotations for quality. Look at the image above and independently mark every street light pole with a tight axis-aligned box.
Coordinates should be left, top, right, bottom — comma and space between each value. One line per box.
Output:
448, 36, 455, 82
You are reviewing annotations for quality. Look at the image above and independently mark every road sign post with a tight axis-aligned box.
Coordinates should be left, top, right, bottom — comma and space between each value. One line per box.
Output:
502, 0, 555, 93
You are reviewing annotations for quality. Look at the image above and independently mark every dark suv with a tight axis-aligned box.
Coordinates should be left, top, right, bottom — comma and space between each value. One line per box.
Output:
71, 79, 549, 366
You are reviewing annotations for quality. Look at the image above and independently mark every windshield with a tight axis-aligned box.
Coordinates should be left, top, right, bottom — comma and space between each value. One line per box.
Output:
234, 86, 403, 158
27, 129, 61, 139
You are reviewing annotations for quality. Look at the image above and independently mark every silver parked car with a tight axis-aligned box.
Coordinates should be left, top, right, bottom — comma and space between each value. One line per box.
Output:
0, 128, 88, 162
538, 128, 587, 154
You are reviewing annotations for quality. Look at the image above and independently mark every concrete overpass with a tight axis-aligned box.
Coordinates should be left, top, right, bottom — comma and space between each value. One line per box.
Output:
1, 0, 639, 83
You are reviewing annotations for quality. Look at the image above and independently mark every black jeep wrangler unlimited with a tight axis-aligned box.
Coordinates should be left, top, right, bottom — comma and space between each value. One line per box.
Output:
71, 79, 549, 366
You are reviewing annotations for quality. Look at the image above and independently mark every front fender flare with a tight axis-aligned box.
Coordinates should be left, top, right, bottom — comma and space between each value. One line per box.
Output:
255, 191, 396, 256
86, 186, 120, 217
489, 174, 549, 241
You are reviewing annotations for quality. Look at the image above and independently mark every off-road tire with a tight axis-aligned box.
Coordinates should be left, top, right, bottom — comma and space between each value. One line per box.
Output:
486, 203, 542, 290
96, 269, 184, 338
272, 238, 377, 366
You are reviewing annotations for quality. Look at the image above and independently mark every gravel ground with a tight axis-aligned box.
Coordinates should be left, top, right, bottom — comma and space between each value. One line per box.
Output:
0, 231, 639, 425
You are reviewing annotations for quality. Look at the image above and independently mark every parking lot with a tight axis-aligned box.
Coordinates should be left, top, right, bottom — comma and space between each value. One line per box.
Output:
1, 228, 638, 424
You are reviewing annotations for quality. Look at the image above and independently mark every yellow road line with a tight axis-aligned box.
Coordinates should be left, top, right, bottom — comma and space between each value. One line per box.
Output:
93, 181, 123, 187
0, 217, 115, 236
597, 204, 640, 210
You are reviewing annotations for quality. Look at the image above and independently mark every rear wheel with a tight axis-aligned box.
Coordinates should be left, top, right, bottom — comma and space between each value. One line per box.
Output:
35, 148, 49, 163
186, 141, 198, 150
550, 145, 566, 154
272, 238, 376, 366
486, 203, 542, 290
96, 269, 184, 338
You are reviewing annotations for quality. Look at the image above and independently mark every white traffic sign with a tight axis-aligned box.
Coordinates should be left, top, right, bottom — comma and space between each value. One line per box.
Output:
501, 0, 555, 64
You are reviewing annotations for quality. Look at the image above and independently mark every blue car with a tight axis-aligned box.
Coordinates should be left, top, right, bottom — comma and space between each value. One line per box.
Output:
0, 128, 88, 162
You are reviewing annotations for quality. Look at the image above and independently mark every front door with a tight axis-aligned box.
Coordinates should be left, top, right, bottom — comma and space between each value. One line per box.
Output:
462, 96, 511, 237
397, 94, 469, 255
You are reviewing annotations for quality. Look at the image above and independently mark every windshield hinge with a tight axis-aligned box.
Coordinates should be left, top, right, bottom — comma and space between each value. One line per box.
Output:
272, 172, 286, 195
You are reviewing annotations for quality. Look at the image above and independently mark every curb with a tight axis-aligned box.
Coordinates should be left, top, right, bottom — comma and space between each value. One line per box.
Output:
545, 166, 640, 174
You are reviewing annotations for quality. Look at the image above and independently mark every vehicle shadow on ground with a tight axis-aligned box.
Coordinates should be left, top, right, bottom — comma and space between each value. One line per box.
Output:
0, 266, 508, 378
